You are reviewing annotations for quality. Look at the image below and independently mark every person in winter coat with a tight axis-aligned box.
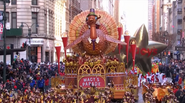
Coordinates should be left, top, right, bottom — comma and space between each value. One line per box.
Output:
44, 76, 49, 91
172, 73, 176, 85
5, 80, 12, 90
165, 66, 171, 77
175, 74, 179, 83
181, 90, 185, 103
16, 81, 23, 91
37, 77, 44, 92
30, 78, 35, 89
178, 76, 182, 86
175, 86, 183, 102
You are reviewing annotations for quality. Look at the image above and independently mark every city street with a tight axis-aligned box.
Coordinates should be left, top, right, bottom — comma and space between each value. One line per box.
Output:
0, 0, 185, 102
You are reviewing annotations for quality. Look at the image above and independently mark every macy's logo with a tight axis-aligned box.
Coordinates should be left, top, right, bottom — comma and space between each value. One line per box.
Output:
129, 47, 157, 57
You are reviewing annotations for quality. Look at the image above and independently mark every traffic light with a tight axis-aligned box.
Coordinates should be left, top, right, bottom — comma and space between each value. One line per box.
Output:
21, 43, 24, 48
21, 41, 28, 48
24, 41, 27, 48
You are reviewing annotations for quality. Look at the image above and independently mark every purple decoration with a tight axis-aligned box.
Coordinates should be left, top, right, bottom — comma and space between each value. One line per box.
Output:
90, 8, 95, 13
92, 39, 96, 50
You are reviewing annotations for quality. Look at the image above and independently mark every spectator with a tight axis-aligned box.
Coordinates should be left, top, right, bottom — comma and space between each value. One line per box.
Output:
175, 86, 183, 102
16, 80, 22, 91
172, 73, 176, 85
5, 80, 12, 90
38, 77, 44, 92
175, 74, 179, 83
44, 76, 49, 91
178, 76, 182, 86
181, 90, 185, 103
173, 86, 179, 94
30, 77, 35, 89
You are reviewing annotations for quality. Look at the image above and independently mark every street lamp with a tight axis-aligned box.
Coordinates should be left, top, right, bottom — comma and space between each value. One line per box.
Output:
20, 22, 39, 61
2, 0, 10, 84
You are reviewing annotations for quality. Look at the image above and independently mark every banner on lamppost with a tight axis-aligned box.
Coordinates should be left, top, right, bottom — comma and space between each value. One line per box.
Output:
0, 11, 3, 40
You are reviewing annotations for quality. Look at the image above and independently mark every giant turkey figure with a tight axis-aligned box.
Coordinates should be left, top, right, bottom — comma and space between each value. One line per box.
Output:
65, 8, 126, 56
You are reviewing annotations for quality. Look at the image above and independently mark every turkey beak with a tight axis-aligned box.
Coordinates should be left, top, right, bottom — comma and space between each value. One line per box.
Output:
89, 18, 94, 21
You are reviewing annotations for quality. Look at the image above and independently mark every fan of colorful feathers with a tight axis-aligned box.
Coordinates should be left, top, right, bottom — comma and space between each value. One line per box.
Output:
68, 9, 118, 54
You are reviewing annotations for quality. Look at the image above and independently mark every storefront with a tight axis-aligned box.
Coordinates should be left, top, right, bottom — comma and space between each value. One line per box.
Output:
19, 38, 54, 63
45, 39, 54, 63
30, 38, 44, 63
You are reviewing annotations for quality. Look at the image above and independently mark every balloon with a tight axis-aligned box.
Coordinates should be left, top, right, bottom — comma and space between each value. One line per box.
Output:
108, 24, 167, 74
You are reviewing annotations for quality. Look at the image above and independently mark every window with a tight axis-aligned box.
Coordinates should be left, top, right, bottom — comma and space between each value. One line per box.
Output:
11, 12, 17, 28
178, 0, 182, 3
6, 12, 9, 22
32, 12, 38, 33
32, 0, 37, 5
11, 0, 17, 5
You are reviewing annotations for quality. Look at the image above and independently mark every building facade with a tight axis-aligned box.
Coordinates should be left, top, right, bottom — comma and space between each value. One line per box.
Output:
53, 0, 69, 62
153, 0, 184, 60
148, 0, 154, 40
69, 0, 81, 23
114, 0, 119, 25
182, 0, 185, 43
167, 0, 183, 59
120, 11, 127, 34
80, 0, 115, 16
160, 0, 171, 32
0, 0, 56, 63
156, 0, 161, 32
80, 0, 95, 11
149, 0, 161, 39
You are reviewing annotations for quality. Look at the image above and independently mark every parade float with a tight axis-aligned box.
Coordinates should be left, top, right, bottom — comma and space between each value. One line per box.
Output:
142, 82, 179, 102
63, 8, 137, 100
53, 8, 167, 101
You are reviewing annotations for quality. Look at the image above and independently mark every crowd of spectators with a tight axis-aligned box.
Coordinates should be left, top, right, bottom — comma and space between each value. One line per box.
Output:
158, 59, 185, 103
158, 59, 185, 87
0, 58, 65, 102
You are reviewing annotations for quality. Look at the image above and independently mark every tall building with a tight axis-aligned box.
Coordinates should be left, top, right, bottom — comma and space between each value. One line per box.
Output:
155, 0, 161, 32
80, 0, 98, 11
69, 0, 82, 23
101, 0, 114, 16
53, 0, 69, 62
168, 0, 182, 59
149, 0, 161, 40
148, 0, 154, 40
114, 0, 120, 25
80, 0, 117, 23
156, 0, 183, 59
182, 0, 185, 40
120, 11, 127, 34
182, 0, 185, 59
161, 0, 176, 33
0, 0, 56, 63
80, 0, 114, 15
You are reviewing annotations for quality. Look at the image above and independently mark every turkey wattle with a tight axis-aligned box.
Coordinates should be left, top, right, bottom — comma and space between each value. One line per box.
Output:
65, 8, 126, 56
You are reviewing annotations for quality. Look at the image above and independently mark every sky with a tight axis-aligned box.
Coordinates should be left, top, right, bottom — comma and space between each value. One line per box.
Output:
119, 0, 148, 36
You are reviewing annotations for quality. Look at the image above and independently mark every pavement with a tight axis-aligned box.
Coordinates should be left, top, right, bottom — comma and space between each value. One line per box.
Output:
137, 87, 144, 103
